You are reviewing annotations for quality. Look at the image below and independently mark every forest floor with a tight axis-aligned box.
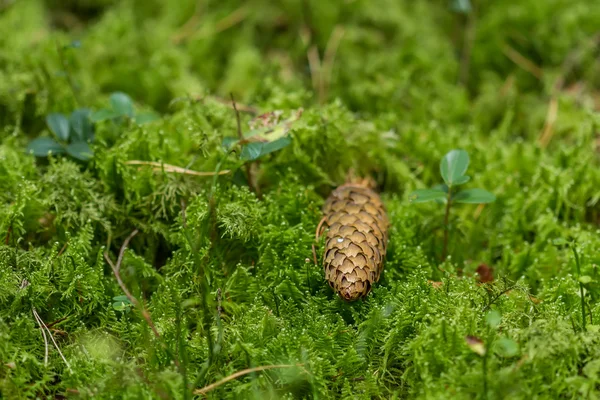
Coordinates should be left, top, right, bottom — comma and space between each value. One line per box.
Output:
2, 0, 600, 398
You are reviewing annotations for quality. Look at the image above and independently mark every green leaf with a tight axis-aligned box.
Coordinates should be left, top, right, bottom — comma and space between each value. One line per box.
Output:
112, 295, 132, 304
496, 337, 519, 357
222, 137, 239, 150
46, 113, 70, 142
110, 92, 134, 117
451, 0, 472, 13
259, 136, 292, 156
70, 108, 93, 142
26, 137, 65, 157
579, 275, 593, 284
552, 238, 567, 246
453, 188, 496, 204
66, 142, 94, 161
465, 336, 486, 356
134, 112, 160, 125
409, 189, 447, 203
485, 310, 502, 329
240, 142, 264, 160
440, 149, 469, 187
91, 108, 121, 122
453, 175, 470, 185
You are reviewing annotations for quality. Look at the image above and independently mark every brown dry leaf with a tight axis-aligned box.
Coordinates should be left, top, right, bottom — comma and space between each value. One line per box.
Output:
465, 336, 486, 356
428, 280, 443, 289
476, 264, 494, 283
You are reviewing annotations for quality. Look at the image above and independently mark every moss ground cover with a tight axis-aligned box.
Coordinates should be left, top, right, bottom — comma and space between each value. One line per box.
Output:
1, 0, 600, 398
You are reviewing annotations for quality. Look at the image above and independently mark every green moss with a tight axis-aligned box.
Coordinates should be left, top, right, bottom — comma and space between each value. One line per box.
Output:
2, 0, 600, 398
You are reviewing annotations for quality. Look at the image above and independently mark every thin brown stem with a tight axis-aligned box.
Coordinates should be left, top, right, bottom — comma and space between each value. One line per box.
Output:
193, 364, 304, 395
125, 160, 230, 177
230, 93, 257, 194
458, 7, 477, 86
104, 229, 162, 340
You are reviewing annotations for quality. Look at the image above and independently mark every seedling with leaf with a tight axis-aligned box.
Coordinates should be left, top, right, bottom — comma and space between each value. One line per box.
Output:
221, 96, 301, 193
410, 149, 496, 259
91, 91, 160, 125
27, 109, 95, 161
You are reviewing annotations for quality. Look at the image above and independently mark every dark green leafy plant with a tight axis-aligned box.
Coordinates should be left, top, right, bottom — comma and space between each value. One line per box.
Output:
27, 110, 95, 161
410, 149, 496, 259
91, 91, 160, 125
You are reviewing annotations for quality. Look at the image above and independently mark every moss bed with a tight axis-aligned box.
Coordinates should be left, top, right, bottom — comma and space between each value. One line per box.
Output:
2, 0, 600, 398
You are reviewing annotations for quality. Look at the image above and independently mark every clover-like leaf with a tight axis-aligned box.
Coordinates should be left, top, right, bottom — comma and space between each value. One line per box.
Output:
453, 188, 496, 204
70, 108, 93, 142
409, 188, 447, 203
91, 108, 121, 122
46, 113, 70, 142
110, 92, 134, 117
66, 141, 93, 161
258, 136, 292, 156
27, 137, 65, 157
240, 142, 263, 161
222, 137, 239, 150
453, 175, 470, 185
440, 149, 469, 187
112, 295, 133, 312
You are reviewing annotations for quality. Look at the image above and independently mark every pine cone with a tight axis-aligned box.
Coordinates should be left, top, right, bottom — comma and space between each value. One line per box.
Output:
322, 181, 388, 301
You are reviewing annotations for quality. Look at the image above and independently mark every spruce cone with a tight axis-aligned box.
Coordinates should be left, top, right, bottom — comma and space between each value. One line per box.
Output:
322, 180, 388, 301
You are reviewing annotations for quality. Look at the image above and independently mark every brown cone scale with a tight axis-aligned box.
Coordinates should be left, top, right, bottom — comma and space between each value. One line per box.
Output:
322, 181, 388, 301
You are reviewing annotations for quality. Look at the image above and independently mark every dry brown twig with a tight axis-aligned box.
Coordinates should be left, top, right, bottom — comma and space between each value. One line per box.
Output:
172, 5, 248, 44
320, 25, 345, 104
539, 32, 600, 148
230, 93, 259, 195
32, 308, 72, 372
104, 229, 161, 339
125, 160, 230, 177
193, 364, 305, 396
501, 43, 543, 80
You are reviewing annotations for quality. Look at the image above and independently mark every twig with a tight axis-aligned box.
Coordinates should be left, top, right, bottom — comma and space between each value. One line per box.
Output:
204, 95, 258, 114
315, 216, 327, 241
230, 93, 257, 194
32, 308, 71, 372
174, 5, 248, 44
193, 364, 304, 395
104, 229, 162, 339
458, 7, 477, 86
32, 309, 49, 366
55, 40, 82, 107
501, 43, 543, 79
539, 32, 600, 148
307, 46, 321, 98
231, 93, 243, 142
125, 161, 230, 177
57, 241, 69, 257
320, 26, 345, 104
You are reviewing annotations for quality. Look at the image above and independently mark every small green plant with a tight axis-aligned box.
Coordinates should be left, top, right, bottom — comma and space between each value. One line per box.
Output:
221, 100, 301, 193
91, 91, 160, 125
27, 109, 95, 161
466, 310, 519, 399
552, 238, 596, 331
410, 149, 496, 259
